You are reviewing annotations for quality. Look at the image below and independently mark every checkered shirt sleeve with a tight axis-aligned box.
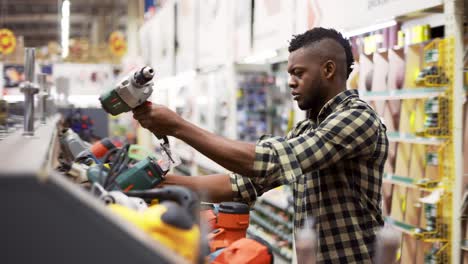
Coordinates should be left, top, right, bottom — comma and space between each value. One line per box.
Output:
253, 108, 379, 183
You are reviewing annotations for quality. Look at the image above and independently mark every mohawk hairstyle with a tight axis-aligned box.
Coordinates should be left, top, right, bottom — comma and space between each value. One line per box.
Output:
288, 27, 354, 77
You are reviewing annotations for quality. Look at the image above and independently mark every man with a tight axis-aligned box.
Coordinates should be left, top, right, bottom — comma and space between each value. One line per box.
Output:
133, 27, 388, 263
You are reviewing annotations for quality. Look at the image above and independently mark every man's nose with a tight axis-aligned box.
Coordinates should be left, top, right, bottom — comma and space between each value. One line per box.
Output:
288, 76, 298, 88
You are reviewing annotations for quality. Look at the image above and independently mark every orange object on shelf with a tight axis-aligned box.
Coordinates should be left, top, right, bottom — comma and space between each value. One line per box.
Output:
90, 138, 120, 159
207, 202, 250, 252
211, 238, 273, 264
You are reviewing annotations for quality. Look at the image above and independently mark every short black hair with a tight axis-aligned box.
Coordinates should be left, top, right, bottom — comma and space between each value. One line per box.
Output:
288, 27, 354, 78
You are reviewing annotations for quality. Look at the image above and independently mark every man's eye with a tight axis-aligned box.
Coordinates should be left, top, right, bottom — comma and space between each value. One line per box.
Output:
294, 71, 303, 77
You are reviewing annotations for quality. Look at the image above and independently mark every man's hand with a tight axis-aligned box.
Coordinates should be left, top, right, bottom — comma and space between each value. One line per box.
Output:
132, 102, 184, 136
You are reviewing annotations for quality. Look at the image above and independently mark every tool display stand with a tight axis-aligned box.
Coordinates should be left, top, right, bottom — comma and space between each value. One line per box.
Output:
248, 188, 293, 262
0, 115, 187, 264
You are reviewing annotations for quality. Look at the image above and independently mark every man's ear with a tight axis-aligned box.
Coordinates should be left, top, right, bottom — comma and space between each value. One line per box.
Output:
322, 60, 336, 79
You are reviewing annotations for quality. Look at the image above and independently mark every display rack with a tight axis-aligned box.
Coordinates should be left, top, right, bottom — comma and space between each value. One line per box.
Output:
247, 188, 294, 262
360, 87, 448, 101
355, 1, 465, 262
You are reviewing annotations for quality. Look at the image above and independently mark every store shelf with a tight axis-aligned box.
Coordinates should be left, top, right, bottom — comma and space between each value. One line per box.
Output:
383, 173, 439, 190
387, 132, 446, 145
253, 203, 293, 230
250, 211, 293, 244
384, 216, 444, 242
360, 87, 447, 101
385, 217, 424, 236
259, 188, 291, 211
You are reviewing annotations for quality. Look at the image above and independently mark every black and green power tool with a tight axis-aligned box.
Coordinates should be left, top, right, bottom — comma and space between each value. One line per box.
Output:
87, 156, 165, 192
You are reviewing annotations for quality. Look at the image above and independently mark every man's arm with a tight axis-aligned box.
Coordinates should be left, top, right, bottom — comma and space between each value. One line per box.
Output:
174, 121, 256, 176
161, 174, 234, 203
253, 107, 381, 182
133, 104, 256, 176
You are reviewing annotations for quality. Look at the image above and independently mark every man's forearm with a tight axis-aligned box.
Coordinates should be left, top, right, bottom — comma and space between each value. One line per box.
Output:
174, 120, 256, 176
162, 174, 234, 203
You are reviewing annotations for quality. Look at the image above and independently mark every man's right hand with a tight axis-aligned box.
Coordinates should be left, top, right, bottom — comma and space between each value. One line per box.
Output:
132, 102, 184, 137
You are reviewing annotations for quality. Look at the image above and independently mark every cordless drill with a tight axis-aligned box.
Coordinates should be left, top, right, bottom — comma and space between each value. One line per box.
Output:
99, 66, 175, 164
99, 66, 155, 116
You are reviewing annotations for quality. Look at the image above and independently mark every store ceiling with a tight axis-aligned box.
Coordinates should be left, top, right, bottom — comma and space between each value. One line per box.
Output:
0, 0, 128, 47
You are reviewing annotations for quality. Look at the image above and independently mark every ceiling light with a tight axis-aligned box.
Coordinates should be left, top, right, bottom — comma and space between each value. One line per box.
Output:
61, 0, 70, 58
344, 20, 397, 38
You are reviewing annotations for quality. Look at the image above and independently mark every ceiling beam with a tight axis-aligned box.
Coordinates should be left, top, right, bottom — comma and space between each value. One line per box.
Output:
2, 14, 90, 24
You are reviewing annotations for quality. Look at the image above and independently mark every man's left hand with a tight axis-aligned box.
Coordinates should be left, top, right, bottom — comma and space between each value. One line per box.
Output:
132, 102, 183, 136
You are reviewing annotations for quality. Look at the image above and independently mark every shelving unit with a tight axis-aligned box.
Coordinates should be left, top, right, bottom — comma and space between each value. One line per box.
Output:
386, 132, 447, 145
355, 1, 465, 262
360, 87, 447, 101
383, 173, 440, 191
247, 190, 293, 263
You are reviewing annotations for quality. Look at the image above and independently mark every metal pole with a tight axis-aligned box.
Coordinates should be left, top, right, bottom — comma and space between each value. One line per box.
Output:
24, 48, 35, 83
20, 48, 39, 136
38, 74, 48, 124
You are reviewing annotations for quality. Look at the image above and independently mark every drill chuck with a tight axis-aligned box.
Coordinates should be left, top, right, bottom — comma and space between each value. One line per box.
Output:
134, 66, 155, 86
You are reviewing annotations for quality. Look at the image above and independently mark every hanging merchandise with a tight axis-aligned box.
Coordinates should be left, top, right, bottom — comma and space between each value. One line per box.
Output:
109, 31, 127, 57
415, 39, 449, 87
415, 39, 450, 138
0, 28, 16, 55
356, 19, 459, 260
236, 73, 272, 142
64, 109, 96, 142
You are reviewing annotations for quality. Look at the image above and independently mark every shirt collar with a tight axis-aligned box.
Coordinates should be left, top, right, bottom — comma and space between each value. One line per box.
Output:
315, 89, 359, 122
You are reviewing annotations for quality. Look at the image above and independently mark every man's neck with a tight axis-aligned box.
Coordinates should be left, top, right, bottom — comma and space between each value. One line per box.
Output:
307, 87, 346, 120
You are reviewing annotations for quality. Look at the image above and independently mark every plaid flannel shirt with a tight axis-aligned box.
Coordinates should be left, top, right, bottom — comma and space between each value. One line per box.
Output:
230, 89, 388, 263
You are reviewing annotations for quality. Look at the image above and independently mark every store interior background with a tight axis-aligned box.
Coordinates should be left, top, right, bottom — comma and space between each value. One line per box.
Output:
0, 0, 467, 263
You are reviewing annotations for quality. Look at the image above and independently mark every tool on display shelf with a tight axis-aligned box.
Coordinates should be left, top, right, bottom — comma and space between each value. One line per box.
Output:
88, 143, 168, 192
209, 237, 273, 264
58, 130, 168, 192
201, 202, 273, 264
63, 109, 96, 142
204, 202, 250, 252
91, 182, 148, 211
126, 186, 200, 221
99, 66, 176, 167
102, 185, 202, 263
59, 128, 101, 165
89, 137, 121, 159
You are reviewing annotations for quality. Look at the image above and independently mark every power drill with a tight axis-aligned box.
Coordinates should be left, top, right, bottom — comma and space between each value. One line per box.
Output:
86, 156, 166, 192
59, 128, 100, 165
99, 66, 175, 165
99, 66, 155, 116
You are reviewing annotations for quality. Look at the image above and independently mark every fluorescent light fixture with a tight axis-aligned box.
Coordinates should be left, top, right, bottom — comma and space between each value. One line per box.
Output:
344, 20, 397, 38
61, 0, 70, 58
242, 50, 278, 64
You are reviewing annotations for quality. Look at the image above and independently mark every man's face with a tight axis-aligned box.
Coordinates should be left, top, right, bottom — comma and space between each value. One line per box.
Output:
287, 47, 323, 110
